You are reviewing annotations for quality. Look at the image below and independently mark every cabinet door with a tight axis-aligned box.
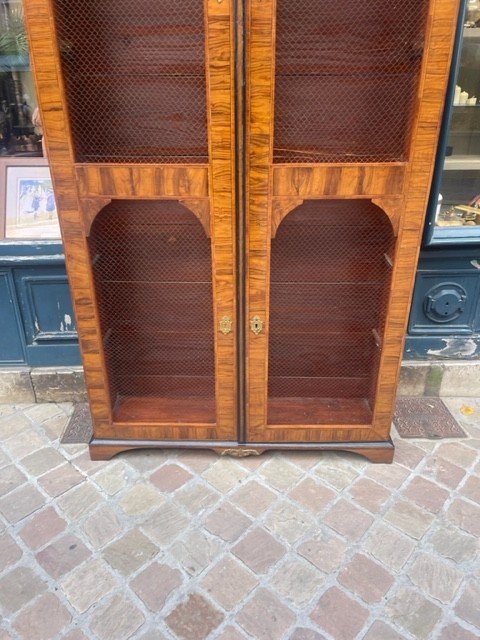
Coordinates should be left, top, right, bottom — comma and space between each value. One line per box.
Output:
24, 0, 237, 443
245, 0, 459, 444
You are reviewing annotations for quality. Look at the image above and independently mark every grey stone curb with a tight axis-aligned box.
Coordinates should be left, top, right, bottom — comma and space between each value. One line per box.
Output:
0, 360, 479, 403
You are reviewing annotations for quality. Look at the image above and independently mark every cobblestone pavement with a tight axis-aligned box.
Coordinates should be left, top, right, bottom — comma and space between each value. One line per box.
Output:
0, 400, 479, 640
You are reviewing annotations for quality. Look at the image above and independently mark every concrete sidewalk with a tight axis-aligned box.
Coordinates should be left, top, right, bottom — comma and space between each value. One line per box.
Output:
0, 399, 479, 640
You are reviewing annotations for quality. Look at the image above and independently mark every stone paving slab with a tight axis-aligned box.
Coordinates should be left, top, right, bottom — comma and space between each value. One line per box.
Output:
0, 401, 479, 640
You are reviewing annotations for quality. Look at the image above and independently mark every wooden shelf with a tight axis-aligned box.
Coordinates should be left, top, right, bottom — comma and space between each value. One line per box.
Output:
268, 397, 372, 426
444, 156, 480, 170
463, 27, 480, 39
113, 396, 216, 424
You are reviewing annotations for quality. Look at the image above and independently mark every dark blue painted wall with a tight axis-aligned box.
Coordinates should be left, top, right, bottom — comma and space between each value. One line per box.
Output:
0, 242, 81, 367
406, 0, 480, 361
406, 248, 480, 359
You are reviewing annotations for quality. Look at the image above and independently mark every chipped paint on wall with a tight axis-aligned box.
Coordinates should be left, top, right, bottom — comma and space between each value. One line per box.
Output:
427, 338, 479, 358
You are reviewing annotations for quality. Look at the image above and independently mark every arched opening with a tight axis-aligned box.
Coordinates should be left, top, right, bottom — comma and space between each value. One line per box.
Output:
88, 199, 215, 423
268, 199, 395, 425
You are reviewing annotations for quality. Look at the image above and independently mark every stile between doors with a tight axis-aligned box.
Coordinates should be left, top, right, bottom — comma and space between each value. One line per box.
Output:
22, 0, 460, 461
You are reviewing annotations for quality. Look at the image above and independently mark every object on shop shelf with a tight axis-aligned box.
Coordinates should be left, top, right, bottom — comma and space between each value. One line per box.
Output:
435, 193, 443, 220
454, 85, 461, 105
437, 194, 480, 226
466, 0, 480, 27
453, 85, 477, 106
32, 107, 46, 157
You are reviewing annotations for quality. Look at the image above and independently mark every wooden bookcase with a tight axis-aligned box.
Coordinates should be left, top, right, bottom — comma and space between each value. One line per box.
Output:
23, 0, 460, 461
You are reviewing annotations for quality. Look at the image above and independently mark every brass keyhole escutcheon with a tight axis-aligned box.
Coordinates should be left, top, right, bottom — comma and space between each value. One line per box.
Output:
250, 316, 263, 335
219, 316, 233, 335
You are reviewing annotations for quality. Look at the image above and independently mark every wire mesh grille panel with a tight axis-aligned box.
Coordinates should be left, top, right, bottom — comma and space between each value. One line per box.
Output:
268, 200, 395, 425
88, 200, 215, 422
273, 0, 429, 163
52, 0, 208, 163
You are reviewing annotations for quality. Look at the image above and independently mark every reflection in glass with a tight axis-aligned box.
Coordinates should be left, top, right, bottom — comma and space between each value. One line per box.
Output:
0, 0, 42, 157
0, 1, 60, 239
436, 3, 480, 232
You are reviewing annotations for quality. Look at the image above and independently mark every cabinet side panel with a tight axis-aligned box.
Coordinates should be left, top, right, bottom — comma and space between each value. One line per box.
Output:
23, 0, 113, 431
372, 0, 462, 438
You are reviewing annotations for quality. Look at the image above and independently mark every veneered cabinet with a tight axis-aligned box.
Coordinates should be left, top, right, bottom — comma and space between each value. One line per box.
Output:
23, 0, 460, 461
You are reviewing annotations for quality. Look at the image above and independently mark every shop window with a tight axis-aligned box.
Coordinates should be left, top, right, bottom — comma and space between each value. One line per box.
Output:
0, 0, 60, 240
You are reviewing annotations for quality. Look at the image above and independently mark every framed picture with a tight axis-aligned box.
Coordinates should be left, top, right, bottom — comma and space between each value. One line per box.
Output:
2, 161, 61, 239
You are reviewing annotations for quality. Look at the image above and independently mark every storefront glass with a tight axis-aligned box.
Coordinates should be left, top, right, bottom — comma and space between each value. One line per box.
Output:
427, 0, 480, 244
0, 0, 60, 239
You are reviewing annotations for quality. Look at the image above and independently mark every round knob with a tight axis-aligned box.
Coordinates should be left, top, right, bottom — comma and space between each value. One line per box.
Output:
424, 283, 467, 323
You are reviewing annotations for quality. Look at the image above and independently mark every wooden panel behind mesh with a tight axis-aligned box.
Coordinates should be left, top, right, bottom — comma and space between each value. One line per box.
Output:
52, 0, 208, 163
88, 200, 215, 414
274, 0, 429, 163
